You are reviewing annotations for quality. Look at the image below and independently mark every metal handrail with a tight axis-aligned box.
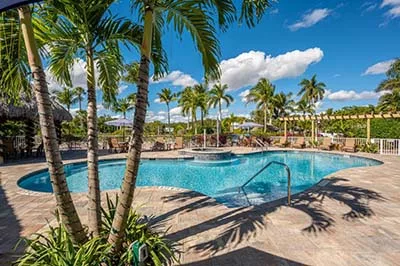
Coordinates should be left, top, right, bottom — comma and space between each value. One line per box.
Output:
239, 161, 291, 206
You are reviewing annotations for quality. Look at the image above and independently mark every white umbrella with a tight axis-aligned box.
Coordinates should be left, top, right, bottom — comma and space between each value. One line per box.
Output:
237, 122, 264, 129
105, 118, 132, 141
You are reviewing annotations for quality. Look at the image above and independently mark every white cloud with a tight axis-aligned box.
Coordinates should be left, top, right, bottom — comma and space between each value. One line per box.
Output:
46, 59, 101, 92
158, 110, 166, 115
154, 98, 161, 103
170, 106, 183, 116
270, 9, 279, 14
97, 104, 105, 111
326, 89, 386, 101
381, 0, 400, 18
239, 89, 250, 102
289, 9, 331, 31
333, 74, 341, 78
217, 48, 324, 90
118, 84, 128, 94
151, 71, 198, 88
362, 2, 378, 13
363, 59, 395, 75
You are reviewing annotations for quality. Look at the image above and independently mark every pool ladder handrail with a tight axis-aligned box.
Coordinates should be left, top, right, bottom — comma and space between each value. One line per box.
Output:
239, 161, 291, 206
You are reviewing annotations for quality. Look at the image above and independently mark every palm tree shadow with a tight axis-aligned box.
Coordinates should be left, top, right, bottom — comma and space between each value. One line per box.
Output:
181, 246, 308, 266
154, 177, 384, 255
0, 181, 23, 265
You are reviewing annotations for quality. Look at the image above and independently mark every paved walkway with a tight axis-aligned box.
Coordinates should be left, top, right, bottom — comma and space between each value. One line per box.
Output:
1, 148, 400, 265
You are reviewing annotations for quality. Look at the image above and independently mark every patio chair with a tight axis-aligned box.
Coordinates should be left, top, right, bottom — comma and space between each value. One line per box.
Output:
292, 137, 306, 149
109, 137, 128, 153
320, 138, 334, 151
341, 138, 357, 153
174, 137, 184, 150
152, 137, 165, 151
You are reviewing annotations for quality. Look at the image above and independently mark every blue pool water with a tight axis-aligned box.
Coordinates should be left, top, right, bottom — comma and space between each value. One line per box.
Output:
18, 151, 381, 207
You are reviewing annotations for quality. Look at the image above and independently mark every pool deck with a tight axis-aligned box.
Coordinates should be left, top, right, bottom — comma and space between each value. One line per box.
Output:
1, 147, 400, 265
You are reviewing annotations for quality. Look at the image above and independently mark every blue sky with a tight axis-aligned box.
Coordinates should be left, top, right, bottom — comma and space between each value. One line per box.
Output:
47, 0, 400, 122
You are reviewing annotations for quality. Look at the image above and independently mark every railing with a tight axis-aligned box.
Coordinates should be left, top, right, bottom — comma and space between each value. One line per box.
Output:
379, 139, 400, 156
239, 161, 291, 206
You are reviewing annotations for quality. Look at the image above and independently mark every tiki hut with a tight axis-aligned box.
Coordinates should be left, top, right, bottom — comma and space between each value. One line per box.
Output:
0, 91, 72, 162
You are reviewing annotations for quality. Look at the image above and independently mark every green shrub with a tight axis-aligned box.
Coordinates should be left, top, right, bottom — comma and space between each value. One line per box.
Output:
15, 223, 111, 266
360, 142, 379, 153
15, 196, 179, 266
101, 195, 180, 266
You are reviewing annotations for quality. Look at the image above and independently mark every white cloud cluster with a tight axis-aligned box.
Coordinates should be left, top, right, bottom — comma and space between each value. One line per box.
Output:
363, 59, 395, 75
289, 8, 331, 31
325, 89, 386, 101
46, 59, 90, 92
239, 89, 250, 102
217, 48, 324, 90
151, 71, 198, 88
381, 0, 400, 18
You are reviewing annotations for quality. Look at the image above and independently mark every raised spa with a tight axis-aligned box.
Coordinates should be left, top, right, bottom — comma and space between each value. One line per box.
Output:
179, 148, 232, 161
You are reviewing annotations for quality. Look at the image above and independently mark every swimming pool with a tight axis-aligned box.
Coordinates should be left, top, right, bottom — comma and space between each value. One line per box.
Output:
18, 151, 381, 207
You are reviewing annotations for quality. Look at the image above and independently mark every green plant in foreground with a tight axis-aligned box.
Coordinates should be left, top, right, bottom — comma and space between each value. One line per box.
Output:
15, 223, 111, 266
15, 195, 179, 266
102, 195, 180, 266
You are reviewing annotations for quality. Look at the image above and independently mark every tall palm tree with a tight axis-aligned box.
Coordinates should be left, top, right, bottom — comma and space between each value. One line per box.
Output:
157, 88, 177, 133
108, 0, 274, 254
1, 7, 86, 243
178, 86, 194, 130
53, 87, 78, 112
34, 0, 146, 236
378, 88, 400, 112
113, 97, 135, 119
74, 86, 85, 111
273, 92, 295, 118
246, 78, 275, 132
208, 83, 233, 146
193, 83, 209, 129
376, 59, 400, 92
298, 74, 326, 106
123, 62, 140, 85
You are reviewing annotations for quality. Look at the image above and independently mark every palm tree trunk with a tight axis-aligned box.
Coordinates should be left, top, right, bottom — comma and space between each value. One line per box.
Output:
86, 48, 101, 237
217, 102, 222, 147
263, 106, 267, 133
108, 1, 154, 253
18, 6, 86, 244
167, 103, 171, 134
79, 98, 82, 111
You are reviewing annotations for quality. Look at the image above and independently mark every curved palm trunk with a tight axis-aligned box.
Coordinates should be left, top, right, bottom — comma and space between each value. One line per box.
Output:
86, 49, 101, 236
217, 101, 221, 147
18, 6, 86, 244
108, 1, 154, 253
167, 103, 171, 134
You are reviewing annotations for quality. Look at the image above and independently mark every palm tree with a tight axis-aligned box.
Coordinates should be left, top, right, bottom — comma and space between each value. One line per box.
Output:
35, 0, 145, 236
108, 0, 275, 253
193, 83, 209, 129
376, 59, 400, 92
246, 78, 275, 132
74, 86, 85, 111
296, 100, 315, 115
157, 88, 177, 133
53, 87, 78, 113
378, 88, 400, 112
273, 92, 295, 118
1, 7, 86, 243
208, 83, 233, 146
113, 97, 135, 119
178, 86, 194, 130
298, 74, 326, 106
123, 62, 140, 85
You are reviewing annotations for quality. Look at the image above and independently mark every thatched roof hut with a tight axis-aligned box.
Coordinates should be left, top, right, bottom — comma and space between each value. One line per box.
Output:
0, 93, 72, 123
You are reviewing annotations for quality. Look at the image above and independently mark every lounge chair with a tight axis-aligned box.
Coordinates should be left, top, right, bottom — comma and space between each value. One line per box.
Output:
174, 137, 184, 150
341, 138, 357, 152
292, 137, 306, 149
320, 138, 334, 151
152, 137, 165, 151
109, 137, 128, 153
274, 137, 289, 148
